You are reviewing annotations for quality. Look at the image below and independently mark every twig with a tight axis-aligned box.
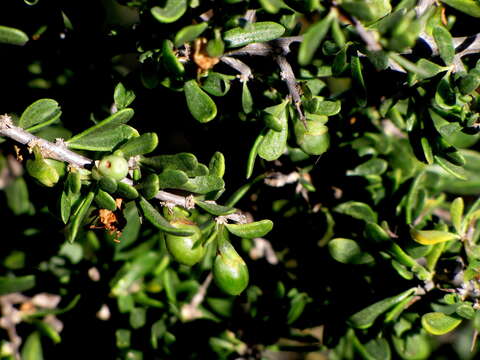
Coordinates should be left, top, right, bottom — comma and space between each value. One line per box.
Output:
275, 55, 305, 123
0, 114, 91, 168
220, 56, 252, 82
0, 114, 224, 211
180, 273, 213, 321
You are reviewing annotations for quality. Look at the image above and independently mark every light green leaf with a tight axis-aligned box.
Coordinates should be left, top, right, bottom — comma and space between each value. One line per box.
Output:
450, 197, 464, 234
440, 0, 480, 17
328, 238, 374, 264
410, 228, 460, 245
175, 22, 208, 46
334, 201, 377, 223
0, 25, 28, 46
422, 312, 462, 335
223, 21, 285, 48
151, 0, 187, 23
226, 220, 274, 238
433, 26, 455, 65
21, 332, 43, 360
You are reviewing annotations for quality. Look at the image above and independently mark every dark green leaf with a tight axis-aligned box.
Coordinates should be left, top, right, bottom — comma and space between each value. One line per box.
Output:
0, 275, 35, 295
348, 288, 417, 329
298, 12, 333, 65
196, 200, 236, 216
184, 80, 217, 123
19, 99, 61, 130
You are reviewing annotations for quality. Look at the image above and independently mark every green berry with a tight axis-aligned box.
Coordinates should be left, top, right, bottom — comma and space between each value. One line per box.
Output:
96, 155, 129, 181
213, 241, 249, 295
165, 220, 205, 266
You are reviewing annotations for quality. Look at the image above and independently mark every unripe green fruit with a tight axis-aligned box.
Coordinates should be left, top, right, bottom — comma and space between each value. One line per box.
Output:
294, 120, 330, 155
96, 155, 129, 181
213, 241, 249, 295
165, 220, 205, 266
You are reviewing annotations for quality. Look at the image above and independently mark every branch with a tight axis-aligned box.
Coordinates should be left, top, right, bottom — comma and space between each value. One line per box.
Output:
0, 115, 91, 168
0, 114, 208, 209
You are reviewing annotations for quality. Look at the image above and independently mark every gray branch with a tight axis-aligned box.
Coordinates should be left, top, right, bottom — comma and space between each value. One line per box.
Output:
0, 115, 202, 209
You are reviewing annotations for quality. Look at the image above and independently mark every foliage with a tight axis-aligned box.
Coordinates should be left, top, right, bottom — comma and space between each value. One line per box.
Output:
2, 0, 480, 359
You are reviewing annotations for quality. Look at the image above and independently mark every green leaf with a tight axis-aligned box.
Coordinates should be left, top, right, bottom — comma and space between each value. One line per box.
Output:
241, 81, 253, 114
177, 175, 225, 194
151, 0, 187, 23
130, 307, 147, 329
0, 25, 28, 46
225, 220, 274, 238
258, 106, 288, 161
0, 275, 35, 295
334, 201, 377, 223
410, 228, 460, 245
114, 83, 135, 110
364, 338, 391, 360
66, 190, 95, 243
138, 197, 195, 236
415, 59, 448, 80
116, 133, 158, 158
246, 132, 265, 179
196, 200, 236, 216
162, 39, 185, 77
434, 155, 468, 180
21, 332, 43, 360
140, 153, 198, 172
422, 312, 462, 335
348, 288, 417, 329
287, 293, 311, 324
433, 26, 455, 65
184, 80, 217, 123
67, 109, 135, 151
223, 21, 285, 48
351, 56, 367, 107
111, 251, 160, 296
298, 12, 333, 65
18, 99, 61, 130
94, 189, 117, 211
202, 72, 234, 97
5, 177, 31, 215
137, 174, 160, 200
99, 176, 118, 193
347, 158, 388, 176
158, 169, 189, 189
209, 152, 225, 179
175, 22, 208, 46
440, 0, 480, 17
450, 197, 464, 234
116, 329, 131, 349
328, 238, 374, 264
116, 181, 139, 200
